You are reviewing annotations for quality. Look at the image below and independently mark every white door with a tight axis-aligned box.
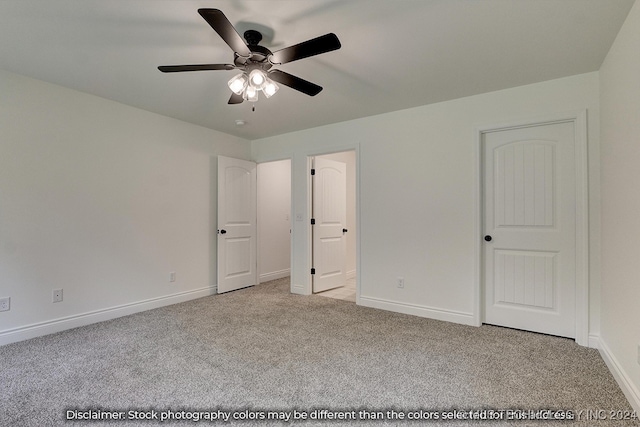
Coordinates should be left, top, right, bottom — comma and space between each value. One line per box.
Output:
483, 121, 576, 338
217, 156, 257, 293
312, 157, 347, 293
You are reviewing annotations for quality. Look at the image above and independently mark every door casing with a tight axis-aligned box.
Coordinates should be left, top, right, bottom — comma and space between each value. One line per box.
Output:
475, 111, 589, 346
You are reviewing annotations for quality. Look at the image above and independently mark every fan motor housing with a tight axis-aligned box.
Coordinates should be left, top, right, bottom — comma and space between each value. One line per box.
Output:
234, 30, 273, 68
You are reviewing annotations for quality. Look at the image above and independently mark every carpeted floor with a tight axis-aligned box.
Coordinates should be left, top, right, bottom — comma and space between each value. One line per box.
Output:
1, 277, 638, 426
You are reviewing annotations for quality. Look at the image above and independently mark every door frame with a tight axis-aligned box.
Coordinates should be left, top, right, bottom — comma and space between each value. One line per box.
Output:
474, 110, 589, 346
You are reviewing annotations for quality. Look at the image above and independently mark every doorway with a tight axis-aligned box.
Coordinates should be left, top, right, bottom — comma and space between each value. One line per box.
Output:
311, 151, 357, 303
257, 159, 292, 284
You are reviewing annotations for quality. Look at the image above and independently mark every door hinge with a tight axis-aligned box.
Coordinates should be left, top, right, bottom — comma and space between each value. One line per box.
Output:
311, 268, 316, 275
311, 218, 315, 225
311, 168, 315, 175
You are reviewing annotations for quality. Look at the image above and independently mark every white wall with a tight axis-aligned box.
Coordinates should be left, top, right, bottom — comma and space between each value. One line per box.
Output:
0, 69, 251, 344
599, 0, 640, 411
257, 159, 291, 282
320, 151, 356, 277
252, 72, 601, 329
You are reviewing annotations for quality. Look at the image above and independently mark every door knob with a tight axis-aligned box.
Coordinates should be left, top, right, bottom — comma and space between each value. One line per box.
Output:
219, 229, 227, 234
484, 235, 492, 242
343, 228, 348, 233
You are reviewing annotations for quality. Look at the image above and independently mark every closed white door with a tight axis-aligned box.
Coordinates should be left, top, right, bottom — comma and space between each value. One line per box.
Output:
483, 121, 576, 338
217, 156, 257, 293
312, 157, 347, 293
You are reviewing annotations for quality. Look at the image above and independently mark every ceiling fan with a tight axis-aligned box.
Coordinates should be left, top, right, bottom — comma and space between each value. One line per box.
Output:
158, 9, 342, 105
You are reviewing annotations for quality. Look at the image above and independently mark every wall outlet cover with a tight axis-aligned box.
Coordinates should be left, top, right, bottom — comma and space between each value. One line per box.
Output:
52, 289, 63, 303
0, 297, 10, 312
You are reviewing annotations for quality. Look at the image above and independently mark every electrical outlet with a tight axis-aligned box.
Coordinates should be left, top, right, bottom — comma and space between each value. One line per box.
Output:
52, 289, 63, 303
0, 297, 10, 312
169, 272, 176, 282
397, 277, 404, 288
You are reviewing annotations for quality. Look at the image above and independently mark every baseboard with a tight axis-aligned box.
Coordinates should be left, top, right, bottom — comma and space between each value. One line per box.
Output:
259, 269, 290, 283
291, 282, 308, 295
594, 335, 640, 413
0, 286, 216, 346
588, 333, 601, 349
358, 295, 476, 326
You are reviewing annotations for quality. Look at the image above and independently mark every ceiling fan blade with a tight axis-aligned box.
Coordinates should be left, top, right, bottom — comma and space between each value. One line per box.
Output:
198, 9, 251, 57
228, 92, 244, 104
269, 33, 341, 65
269, 70, 323, 96
158, 64, 235, 73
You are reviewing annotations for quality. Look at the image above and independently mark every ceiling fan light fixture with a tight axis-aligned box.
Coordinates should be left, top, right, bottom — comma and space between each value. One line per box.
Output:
228, 73, 248, 95
249, 69, 266, 88
243, 85, 259, 102
263, 78, 279, 98
232, 68, 277, 102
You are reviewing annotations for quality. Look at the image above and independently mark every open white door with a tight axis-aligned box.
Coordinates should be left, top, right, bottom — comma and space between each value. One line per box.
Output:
483, 121, 576, 338
217, 156, 257, 294
312, 157, 347, 293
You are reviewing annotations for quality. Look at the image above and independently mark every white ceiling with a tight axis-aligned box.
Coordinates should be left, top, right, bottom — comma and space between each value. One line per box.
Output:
0, 0, 634, 140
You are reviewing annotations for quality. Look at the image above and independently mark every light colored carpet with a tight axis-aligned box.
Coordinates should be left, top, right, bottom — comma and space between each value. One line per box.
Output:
1, 277, 637, 426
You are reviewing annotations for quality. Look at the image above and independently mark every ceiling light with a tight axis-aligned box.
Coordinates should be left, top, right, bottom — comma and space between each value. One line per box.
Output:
228, 69, 278, 104
243, 85, 259, 102
249, 69, 266, 87
228, 73, 248, 95
263, 79, 279, 98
